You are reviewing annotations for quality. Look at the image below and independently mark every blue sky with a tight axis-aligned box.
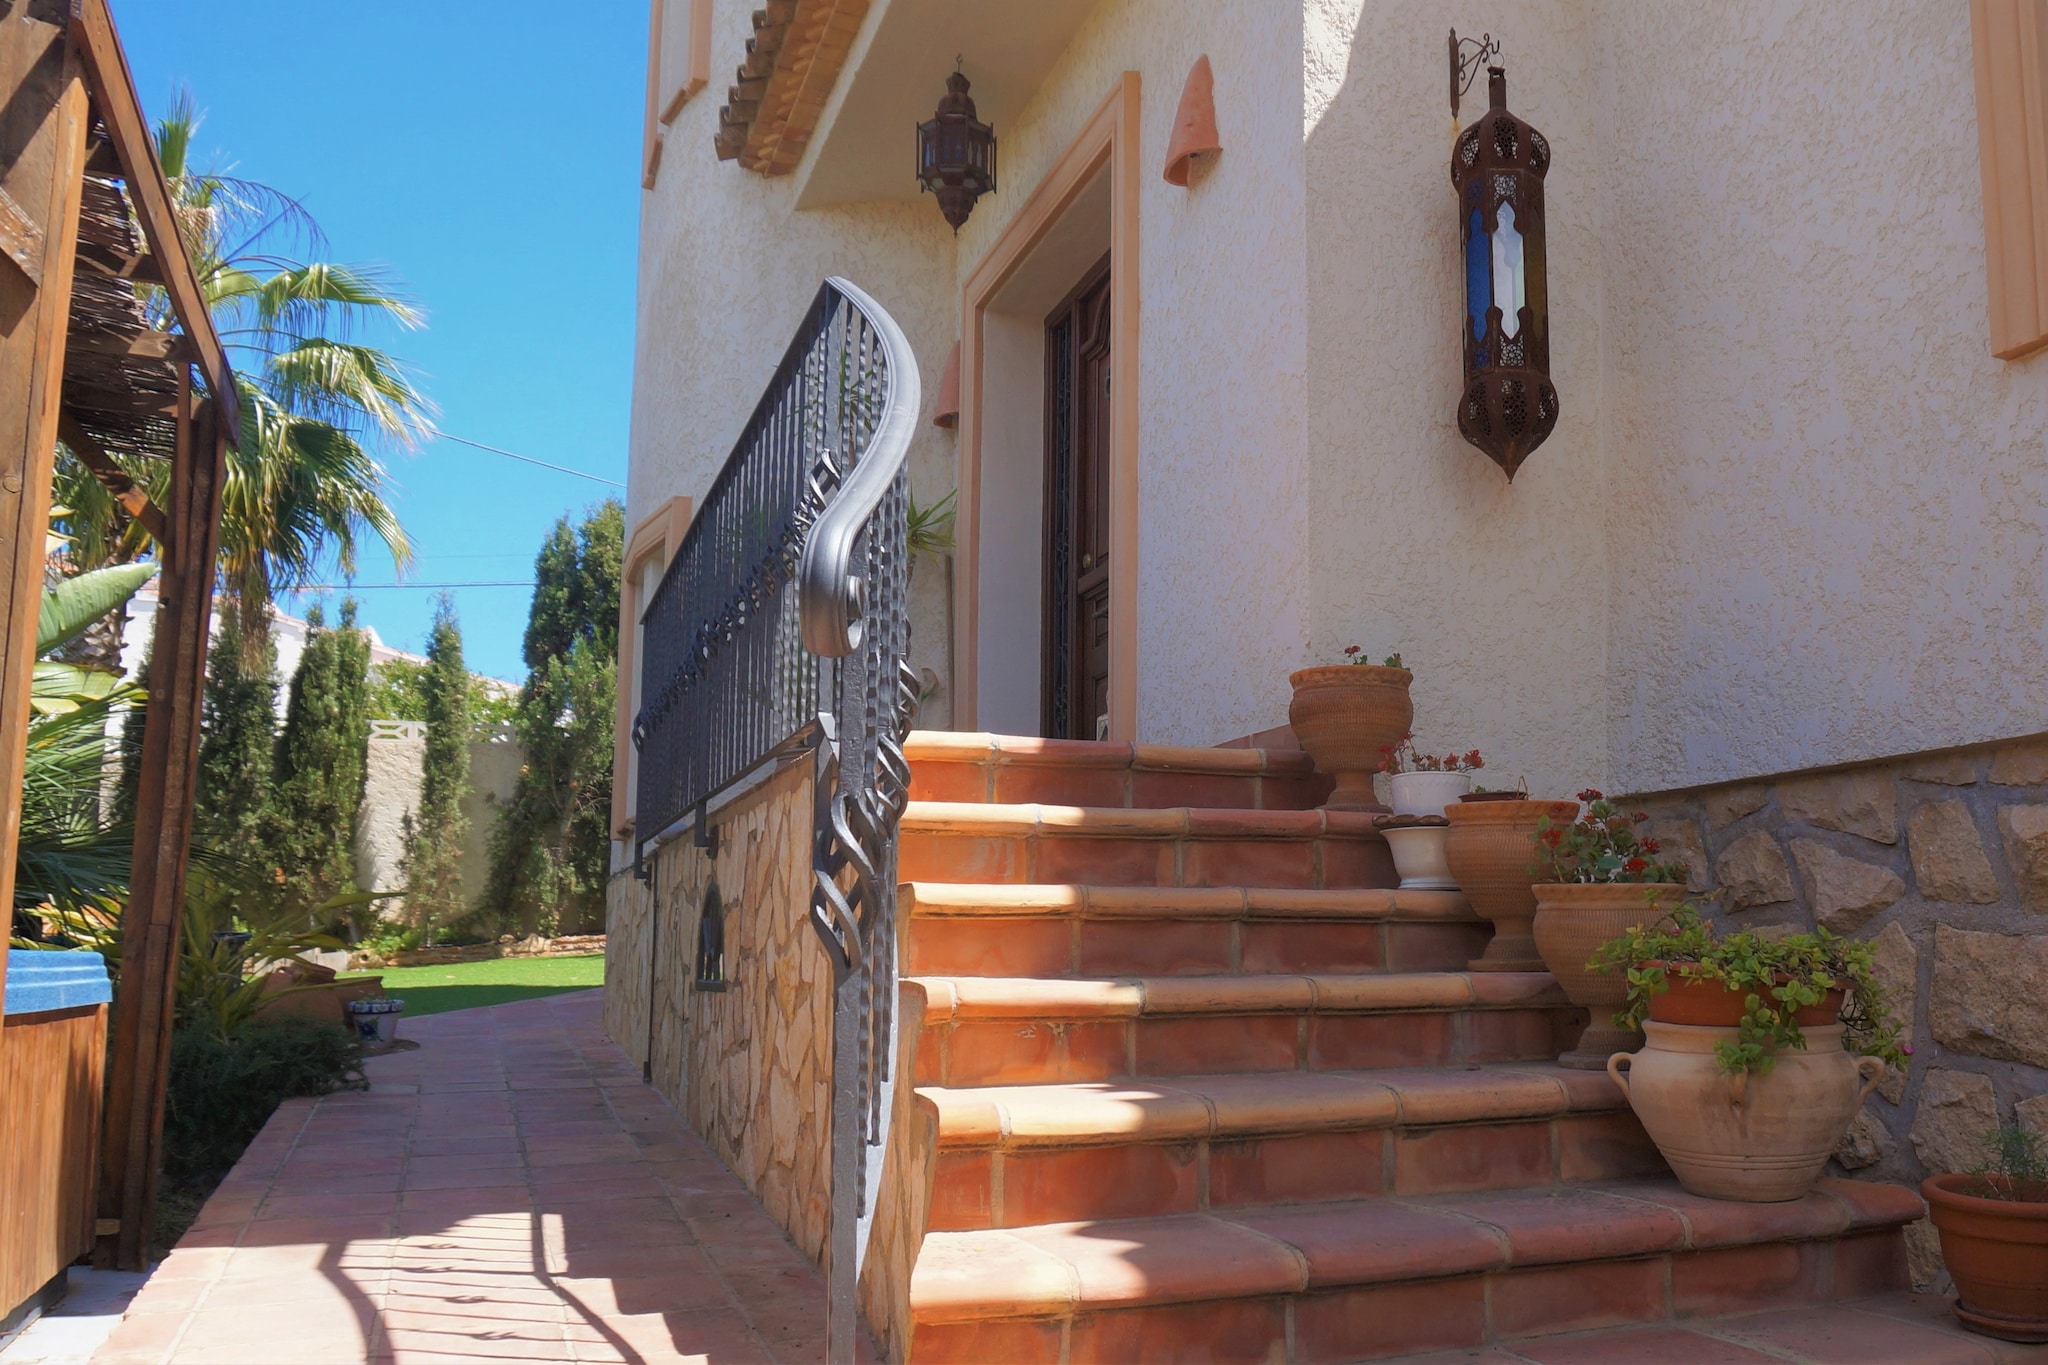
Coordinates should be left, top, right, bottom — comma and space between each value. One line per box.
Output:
118, 1, 643, 682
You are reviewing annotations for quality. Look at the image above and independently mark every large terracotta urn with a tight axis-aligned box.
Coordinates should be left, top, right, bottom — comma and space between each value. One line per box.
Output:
1443, 798, 1577, 972
1531, 882, 1685, 1069
1924, 1174, 2048, 1342
1607, 1021, 1886, 1202
1287, 665, 1412, 812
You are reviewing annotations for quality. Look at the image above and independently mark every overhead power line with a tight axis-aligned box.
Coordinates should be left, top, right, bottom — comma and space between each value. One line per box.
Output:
284, 581, 537, 591
436, 432, 625, 487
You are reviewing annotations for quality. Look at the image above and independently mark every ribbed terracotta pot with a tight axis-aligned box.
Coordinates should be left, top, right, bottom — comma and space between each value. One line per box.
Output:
1443, 799, 1578, 972
1607, 1021, 1886, 1202
1924, 1174, 2048, 1342
1531, 882, 1685, 1069
1287, 665, 1413, 812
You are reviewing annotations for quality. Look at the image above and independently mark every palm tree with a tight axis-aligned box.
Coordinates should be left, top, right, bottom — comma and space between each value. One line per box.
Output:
55, 90, 427, 662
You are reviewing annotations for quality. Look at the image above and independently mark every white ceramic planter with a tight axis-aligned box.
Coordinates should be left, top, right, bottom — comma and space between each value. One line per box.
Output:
1382, 826, 1458, 890
1389, 770, 1473, 817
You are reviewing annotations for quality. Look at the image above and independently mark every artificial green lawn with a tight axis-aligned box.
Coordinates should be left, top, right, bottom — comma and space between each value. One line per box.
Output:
340, 953, 605, 1017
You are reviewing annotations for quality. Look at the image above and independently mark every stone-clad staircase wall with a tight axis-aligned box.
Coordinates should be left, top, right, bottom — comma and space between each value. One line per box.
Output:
896, 731, 1923, 1364
1631, 731, 2048, 1290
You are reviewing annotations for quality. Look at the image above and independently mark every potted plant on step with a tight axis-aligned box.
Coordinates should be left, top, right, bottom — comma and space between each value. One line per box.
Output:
1596, 905, 1906, 1202
1289, 647, 1411, 812
1375, 738, 1484, 891
1924, 1121, 2048, 1342
1530, 790, 1687, 1068
1443, 784, 1579, 973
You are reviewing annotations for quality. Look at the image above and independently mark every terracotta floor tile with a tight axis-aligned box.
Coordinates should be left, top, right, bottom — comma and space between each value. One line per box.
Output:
1711, 1304, 2002, 1364
1512, 1324, 1785, 1364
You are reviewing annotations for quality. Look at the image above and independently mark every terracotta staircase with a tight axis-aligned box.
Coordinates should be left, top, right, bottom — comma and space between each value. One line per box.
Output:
897, 732, 1923, 1365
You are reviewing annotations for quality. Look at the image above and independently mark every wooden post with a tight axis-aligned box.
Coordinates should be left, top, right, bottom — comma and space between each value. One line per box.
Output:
0, 2, 90, 1006
96, 377, 225, 1270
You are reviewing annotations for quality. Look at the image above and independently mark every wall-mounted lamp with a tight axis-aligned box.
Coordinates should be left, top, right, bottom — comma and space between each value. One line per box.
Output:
916, 68, 997, 232
1450, 33, 1556, 481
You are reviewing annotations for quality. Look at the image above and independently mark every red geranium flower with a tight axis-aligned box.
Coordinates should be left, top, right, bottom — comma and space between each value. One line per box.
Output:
1577, 788, 1604, 803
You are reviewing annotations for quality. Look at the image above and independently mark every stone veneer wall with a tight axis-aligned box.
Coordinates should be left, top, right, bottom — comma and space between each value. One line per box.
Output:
601, 758, 934, 1363
1629, 731, 2048, 1289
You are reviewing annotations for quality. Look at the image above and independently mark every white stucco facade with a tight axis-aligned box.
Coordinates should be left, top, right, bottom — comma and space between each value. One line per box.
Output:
628, 0, 2048, 799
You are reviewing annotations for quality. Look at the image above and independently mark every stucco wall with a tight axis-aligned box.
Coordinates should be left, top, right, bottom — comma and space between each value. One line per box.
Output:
352, 730, 524, 919
946, 0, 1315, 749
631, 0, 2047, 796
628, 0, 961, 725
1303, 0, 1609, 803
1593, 2, 2048, 793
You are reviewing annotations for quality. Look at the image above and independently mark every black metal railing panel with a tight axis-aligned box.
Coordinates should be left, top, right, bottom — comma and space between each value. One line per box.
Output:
630, 276, 921, 1365
632, 280, 893, 838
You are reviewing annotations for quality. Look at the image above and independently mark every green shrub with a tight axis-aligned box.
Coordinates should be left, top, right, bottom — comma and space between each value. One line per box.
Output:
163, 1017, 366, 1182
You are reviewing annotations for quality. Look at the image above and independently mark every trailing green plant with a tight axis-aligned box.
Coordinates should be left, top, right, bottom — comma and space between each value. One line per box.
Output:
1535, 788, 1686, 884
1593, 903, 1908, 1076
163, 1016, 365, 1182
398, 596, 472, 935
483, 502, 621, 937
1970, 1121, 2048, 1201
366, 657, 517, 738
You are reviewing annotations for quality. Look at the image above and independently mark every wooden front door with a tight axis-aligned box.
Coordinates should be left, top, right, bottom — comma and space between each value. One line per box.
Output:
1043, 256, 1113, 741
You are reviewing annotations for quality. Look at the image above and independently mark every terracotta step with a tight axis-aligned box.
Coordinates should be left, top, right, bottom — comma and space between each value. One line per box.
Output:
899, 803, 1397, 891
906, 1177, 1925, 1364
910, 972, 1585, 1088
903, 884, 1490, 978
921, 1063, 1664, 1231
906, 730, 1332, 810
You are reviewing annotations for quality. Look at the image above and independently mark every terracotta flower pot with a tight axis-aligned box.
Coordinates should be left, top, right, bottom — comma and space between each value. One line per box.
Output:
1607, 1021, 1886, 1202
1287, 665, 1413, 812
1642, 968, 1846, 1028
1442, 799, 1578, 972
1388, 770, 1472, 817
1530, 882, 1685, 1069
1924, 1173, 2048, 1342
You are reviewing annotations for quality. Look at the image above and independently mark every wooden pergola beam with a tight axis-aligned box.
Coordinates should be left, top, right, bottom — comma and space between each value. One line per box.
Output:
58, 407, 166, 546
65, 0, 238, 444
96, 378, 225, 1270
0, 0, 93, 1023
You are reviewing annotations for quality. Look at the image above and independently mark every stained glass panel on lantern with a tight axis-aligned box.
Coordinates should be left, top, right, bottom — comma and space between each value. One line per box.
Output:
1466, 207, 1491, 344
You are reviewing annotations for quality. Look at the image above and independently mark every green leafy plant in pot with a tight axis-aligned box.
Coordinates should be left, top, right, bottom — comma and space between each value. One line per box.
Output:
1594, 904, 1905, 1202
1528, 789, 1688, 1068
1924, 1121, 2048, 1342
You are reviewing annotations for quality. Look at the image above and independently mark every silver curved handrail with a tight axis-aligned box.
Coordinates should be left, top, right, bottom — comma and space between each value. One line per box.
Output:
796, 275, 922, 658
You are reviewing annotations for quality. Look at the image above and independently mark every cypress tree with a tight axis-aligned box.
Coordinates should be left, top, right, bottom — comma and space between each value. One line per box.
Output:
484, 500, 622, 935
399, 596, 471, 934
262, 601, 372, 921
196, 612, 278, 876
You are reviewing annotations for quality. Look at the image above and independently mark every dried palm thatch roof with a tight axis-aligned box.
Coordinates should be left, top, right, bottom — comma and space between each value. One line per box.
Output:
62, 152, 185, 464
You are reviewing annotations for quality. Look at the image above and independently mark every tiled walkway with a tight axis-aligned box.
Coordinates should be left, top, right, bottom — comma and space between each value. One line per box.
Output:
91, 991, 860, 1365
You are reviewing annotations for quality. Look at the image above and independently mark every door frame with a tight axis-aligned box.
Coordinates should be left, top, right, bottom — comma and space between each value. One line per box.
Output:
955, 71, 1140, 741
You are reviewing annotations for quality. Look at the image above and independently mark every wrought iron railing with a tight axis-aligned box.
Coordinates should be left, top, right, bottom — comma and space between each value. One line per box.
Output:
631, 276, 919, 1365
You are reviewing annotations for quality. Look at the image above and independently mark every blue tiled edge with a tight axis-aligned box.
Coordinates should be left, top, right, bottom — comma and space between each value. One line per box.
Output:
5, 949, 113, 1016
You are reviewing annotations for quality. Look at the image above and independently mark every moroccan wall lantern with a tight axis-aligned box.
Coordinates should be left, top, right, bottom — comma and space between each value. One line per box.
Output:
916, 69, 996, 232
1451, 55, 1556, 480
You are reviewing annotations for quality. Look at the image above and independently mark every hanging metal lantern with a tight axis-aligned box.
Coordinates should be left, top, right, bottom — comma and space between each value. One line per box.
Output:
916, 70, 996, 232
1451, 63, 1556, 480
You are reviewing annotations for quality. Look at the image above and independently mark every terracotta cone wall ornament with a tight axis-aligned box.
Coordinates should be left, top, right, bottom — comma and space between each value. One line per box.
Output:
932, 341, 960, 429
1163, 55, 1220, 186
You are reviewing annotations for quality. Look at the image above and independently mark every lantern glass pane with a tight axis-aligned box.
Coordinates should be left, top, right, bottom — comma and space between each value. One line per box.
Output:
1492, 202, 1526, 340
1465, 207, 1491, 343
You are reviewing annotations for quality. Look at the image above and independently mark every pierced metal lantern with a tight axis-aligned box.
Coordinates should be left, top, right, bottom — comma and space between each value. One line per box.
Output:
1452, 66, 1556, 480
916, 71, 996, 232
